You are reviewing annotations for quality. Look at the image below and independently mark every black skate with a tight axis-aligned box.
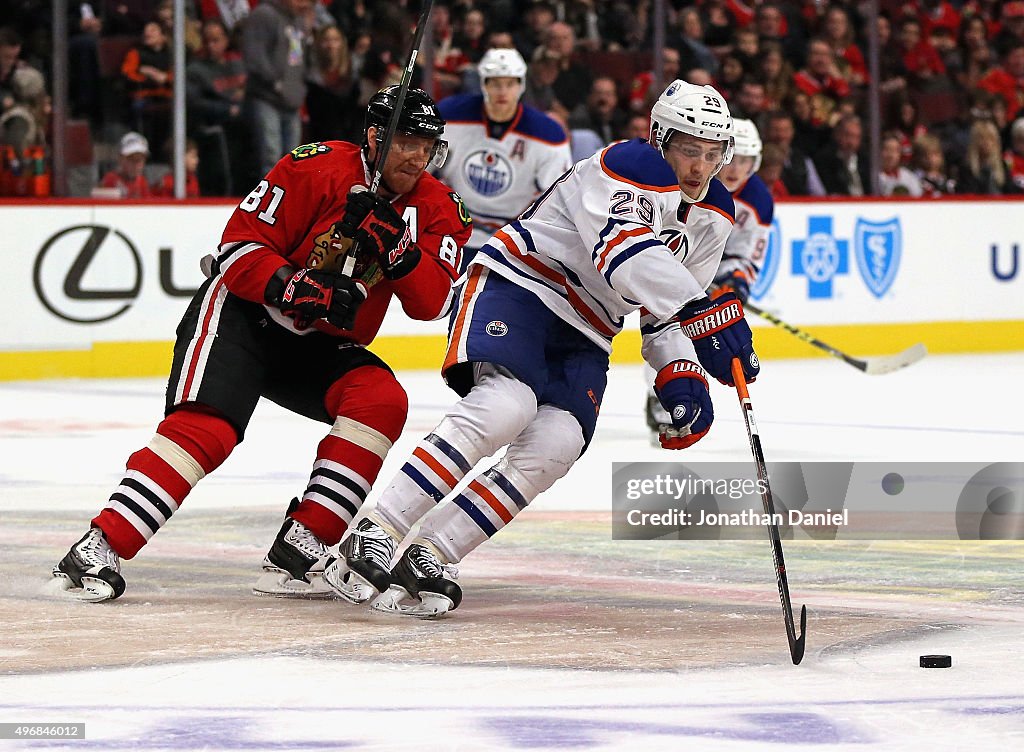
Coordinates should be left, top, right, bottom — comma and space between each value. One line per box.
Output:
371, 543, 462, 619
52, 528, 126, 602
323, 518, 396, 604
253, 504, 334, 599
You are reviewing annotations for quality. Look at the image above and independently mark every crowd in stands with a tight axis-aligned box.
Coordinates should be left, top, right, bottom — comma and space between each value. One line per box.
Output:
4, 0, 1024, 197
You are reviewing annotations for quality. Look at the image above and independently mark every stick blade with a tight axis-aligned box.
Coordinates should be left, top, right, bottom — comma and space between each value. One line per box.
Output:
861, 343, 928, 375
790, 605, 808, 665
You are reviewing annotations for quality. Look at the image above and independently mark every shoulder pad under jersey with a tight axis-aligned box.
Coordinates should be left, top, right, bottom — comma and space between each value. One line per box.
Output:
514, 106, 569, 144
697, 177, 736, 222
438, 93, 485, 123
736, 173, 775, 225
599, 139, 678, 193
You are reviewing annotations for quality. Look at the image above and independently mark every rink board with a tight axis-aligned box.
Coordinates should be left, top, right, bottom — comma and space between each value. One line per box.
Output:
1, 198, 1022, 380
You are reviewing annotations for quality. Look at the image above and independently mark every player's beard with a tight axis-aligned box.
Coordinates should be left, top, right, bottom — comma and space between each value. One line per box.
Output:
382, 159, 426, 197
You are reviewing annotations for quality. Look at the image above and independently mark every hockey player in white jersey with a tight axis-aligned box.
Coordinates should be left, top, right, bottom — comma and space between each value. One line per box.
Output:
435, 48, 572, 268
646, 117, 775, 435
323, 80, 760, 617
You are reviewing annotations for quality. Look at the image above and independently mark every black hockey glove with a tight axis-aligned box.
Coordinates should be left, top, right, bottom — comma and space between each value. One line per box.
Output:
337, 190, 419, 280
677, 292, 759, 386
268, 267, 367, 331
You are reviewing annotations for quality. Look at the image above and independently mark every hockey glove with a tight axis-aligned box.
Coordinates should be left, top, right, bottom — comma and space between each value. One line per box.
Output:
712, 268, 752, 304
677, 292, 759, 386
271, 268, 367, 331
337, 190, 419, 280
654, 360, 714, 449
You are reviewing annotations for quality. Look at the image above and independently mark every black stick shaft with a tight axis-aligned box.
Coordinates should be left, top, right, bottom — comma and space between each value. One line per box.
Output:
744, 301, 866, 370
731, 359, 807, 665
369, 0, 435, 196
341, 0, 434, 279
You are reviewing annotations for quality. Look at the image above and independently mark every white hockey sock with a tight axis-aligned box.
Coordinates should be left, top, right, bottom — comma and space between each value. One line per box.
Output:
418, 405, 585, 563
373, 364, 538, 539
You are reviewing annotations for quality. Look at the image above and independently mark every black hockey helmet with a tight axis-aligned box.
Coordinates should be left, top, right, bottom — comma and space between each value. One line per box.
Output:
365, 85, 446, 139
363, 86, 448, 170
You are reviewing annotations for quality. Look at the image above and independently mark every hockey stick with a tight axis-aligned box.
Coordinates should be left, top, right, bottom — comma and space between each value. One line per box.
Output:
744, 301, 927, 375
341, 0, 435, 278
731, 358, 807, 665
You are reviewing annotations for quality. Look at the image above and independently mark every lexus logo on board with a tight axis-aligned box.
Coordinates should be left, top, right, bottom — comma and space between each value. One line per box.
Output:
33, 225, 143, 323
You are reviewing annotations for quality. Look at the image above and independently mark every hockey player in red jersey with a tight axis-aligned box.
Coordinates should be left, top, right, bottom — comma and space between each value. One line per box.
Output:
52, 86, 472, 602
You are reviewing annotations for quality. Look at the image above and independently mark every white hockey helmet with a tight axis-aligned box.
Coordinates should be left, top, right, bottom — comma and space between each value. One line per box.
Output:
478, 48, 528, 83
731, 118, 763, 173
650, 79, 735, 200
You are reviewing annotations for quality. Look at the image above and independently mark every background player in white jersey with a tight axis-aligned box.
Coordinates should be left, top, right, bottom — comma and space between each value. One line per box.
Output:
646, 118, 774, 435
323, 81, 760, 617
435, 48, 572, 268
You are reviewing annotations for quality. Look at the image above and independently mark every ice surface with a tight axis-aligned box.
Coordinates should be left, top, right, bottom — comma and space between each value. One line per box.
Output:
1, 354, 1022, 750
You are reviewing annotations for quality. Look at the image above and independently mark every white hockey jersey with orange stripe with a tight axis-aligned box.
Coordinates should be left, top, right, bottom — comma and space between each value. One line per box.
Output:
437, 94, 572, 250
719, 173, 774, 283
472, 138, 735, 365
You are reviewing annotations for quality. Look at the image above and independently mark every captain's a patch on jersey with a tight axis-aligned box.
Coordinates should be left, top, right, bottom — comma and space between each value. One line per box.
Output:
449, 191, 472, 226
290, 142, 332, 161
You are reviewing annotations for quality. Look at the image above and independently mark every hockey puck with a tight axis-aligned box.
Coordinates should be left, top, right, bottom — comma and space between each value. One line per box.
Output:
920, 654, 952, 668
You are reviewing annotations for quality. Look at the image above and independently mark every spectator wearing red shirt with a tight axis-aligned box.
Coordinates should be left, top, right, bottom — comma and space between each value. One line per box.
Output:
98, 132, 152, 198
822, 6, 868, 86
628, 47, 681, 112
895, 17, 947, 85
994, 1, 1024, 57
917, 0, 961, 38
793, 38, 851, 104
196, 0, 258, 34
978, 41, 1024, 121
431, 4, 469, 100
151, 139, 201, 198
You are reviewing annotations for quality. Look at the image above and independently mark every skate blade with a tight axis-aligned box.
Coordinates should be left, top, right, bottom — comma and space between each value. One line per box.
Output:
370, 586, 454, 619
323, 562, 378, 604
252, 569, 336, 600
50, 572, 118, 603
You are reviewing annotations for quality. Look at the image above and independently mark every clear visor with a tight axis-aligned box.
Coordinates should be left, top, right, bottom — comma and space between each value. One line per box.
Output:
665, 130, 734, 173
374, 131, 448, 170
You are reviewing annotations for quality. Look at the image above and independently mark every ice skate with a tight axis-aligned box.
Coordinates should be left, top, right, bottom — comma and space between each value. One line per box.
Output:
371, 543, 462, 619
323, 518, 396, 604
253, 510, 334, 599
52, 528, 126, 602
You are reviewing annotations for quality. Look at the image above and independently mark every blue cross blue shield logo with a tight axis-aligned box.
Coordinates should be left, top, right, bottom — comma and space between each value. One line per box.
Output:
791, 216, 849, 299
749, 218, 780, 300
854, 217, 901, 298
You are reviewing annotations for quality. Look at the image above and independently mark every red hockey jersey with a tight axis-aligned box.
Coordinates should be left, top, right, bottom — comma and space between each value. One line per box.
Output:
210, 141, 472, 344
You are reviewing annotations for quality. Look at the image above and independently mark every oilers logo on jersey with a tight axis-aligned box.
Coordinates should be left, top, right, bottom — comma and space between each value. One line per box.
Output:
486, 320, 509, 336
659, 228, 689, 260
465, 150, 514, 197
